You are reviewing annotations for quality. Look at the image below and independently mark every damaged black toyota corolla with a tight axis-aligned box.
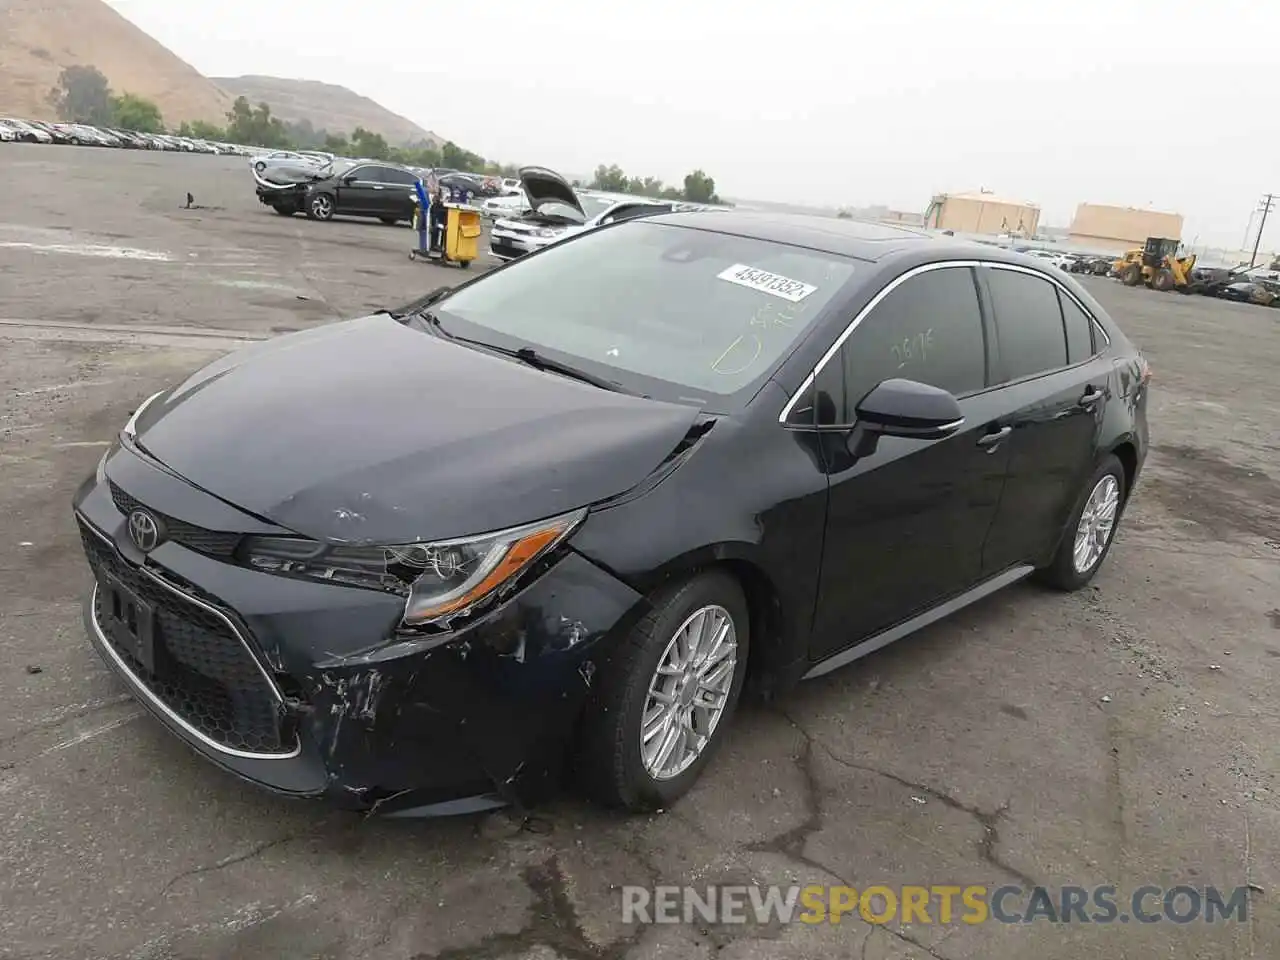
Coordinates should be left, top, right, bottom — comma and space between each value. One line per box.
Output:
74, 212, 1150, 815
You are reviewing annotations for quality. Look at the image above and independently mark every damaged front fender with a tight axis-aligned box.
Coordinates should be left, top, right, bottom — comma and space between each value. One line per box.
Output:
297, 550, 645, 812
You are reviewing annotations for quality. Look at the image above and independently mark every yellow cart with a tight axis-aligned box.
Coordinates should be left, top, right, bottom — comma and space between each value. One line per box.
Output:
411, 202, 484, 269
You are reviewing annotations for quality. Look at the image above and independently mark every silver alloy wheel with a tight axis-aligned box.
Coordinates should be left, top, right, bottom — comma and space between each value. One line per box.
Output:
311, 194, 333, 219
1073, 474, 1120, 573
640, 604, 738, 781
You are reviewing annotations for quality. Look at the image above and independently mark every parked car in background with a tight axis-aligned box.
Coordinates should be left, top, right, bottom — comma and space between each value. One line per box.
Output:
259, 159, 419, 223
481, 189, 529, 219
71, 213, 1149, 815
1218, 279, 1280, 307
0, 118, 54, 143
251, 150, 332, 173
1025, 249, 1072, 271
489, 167, 677, 261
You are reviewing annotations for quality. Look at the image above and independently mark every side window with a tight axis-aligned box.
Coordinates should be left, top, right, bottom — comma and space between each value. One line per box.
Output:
382, 168, 419, 186
986, 268, 1068, 382
815, 266, 987, 424
345, 166, 372, 182
1059, 290, 1095, 364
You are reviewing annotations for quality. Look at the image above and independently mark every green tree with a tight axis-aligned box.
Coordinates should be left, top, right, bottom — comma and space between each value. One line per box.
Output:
186, 120, 227, 140
440, 141, 484, 171
224, 97, 290, 148
350, 126, 391, 160
591, 164, 629, 192
110, 93, 165, 133
682, 169, 719, 204
48, 65, 114, 126
323, 132, 351, 154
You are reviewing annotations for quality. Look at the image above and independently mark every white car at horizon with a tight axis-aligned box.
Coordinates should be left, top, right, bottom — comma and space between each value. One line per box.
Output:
488, 168, 687, 262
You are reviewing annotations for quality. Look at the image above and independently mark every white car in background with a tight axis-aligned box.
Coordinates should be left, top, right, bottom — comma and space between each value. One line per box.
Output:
488, 167, 679, 261
0, 118, 54, 143
1025, 249, 1073, 271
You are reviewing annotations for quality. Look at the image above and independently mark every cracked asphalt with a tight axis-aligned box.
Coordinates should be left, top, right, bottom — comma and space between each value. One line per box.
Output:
2, 146, 1278, 960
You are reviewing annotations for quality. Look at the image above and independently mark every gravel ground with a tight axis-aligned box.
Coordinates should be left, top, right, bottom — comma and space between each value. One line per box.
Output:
1, 145, 1277, 960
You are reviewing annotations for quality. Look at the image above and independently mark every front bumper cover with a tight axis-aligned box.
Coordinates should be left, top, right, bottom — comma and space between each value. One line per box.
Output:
74, 446, 644, 815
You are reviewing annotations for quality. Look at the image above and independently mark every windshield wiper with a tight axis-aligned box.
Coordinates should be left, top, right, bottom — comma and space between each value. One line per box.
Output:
420, 313, 633, 394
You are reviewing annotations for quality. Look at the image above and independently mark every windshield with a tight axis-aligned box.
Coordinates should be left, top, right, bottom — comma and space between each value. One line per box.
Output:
435, 221, 858, 401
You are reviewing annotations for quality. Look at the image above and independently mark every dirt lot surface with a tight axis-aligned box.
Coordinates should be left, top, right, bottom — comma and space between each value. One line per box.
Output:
2, 146, 1278, 960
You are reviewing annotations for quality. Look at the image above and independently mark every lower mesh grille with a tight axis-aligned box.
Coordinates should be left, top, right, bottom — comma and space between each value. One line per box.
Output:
80, 521, 292, 755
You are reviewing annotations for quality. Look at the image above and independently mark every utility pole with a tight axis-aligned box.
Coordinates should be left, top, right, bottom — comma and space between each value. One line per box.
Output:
1250, 193, 1275, 268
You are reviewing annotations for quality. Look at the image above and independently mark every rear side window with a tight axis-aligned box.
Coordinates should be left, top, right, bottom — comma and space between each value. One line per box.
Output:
816, 266, 987, 424
381, 167, 419, 186
1059, 290, 1095, 363
986, 268, 1068, 381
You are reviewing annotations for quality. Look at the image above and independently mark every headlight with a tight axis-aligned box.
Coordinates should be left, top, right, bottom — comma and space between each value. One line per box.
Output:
241, 509, 585, 628
534, 228, 561, 238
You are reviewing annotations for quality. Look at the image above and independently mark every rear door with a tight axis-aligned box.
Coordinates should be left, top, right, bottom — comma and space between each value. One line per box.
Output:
807, 263, 1011, 661
977, 265, 1111, 573
378, 167, 421, 219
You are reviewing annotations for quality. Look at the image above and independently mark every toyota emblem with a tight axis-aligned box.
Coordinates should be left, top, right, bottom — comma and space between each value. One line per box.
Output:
127, 509, 164, 553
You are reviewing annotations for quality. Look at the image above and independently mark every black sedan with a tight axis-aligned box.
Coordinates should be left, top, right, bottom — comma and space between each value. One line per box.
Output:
256, 160, 421, 225
73, 213, 1150, 815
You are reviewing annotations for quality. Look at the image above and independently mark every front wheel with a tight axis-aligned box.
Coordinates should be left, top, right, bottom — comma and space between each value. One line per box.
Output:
1152, 268, 1175, 292
307, 193, 334, 221
1036, 455, 1126, 591
1121, 264, 1143, 286
577, 570, 749, 811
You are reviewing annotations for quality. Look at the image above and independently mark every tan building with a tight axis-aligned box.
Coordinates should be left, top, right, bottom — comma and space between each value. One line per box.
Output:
924, 191, 1041, 236
1067, 204, 1183, 254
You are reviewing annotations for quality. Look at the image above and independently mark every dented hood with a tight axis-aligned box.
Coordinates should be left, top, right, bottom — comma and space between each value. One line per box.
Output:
131, 315, 701, 544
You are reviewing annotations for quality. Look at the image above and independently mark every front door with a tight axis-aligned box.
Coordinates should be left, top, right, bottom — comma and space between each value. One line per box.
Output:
808, 264, 1010, 662
334, 165, 382, 215
977, 266, 1111, 572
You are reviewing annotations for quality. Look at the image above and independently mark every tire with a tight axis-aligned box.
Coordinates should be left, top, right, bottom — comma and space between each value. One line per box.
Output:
577, 570, 750, 811
1035, 454, 1126, 591
255, 160, 266, 173
379, 216, 400, 226
459, 260, 472, 270
1152, 268, 1175, 292
1121, 264, 1143, 286
307, 192, 334, 221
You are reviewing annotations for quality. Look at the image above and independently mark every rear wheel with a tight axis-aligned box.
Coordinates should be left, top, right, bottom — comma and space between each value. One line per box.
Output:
1152, 268, 1175, 291
1036, 454, 1126, 591
379, 216, 400, 226
1121, 264, 1143, 286
577, 570, 749, 811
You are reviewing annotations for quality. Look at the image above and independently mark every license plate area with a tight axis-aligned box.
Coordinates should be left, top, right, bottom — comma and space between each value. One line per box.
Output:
100, 573, 156, 674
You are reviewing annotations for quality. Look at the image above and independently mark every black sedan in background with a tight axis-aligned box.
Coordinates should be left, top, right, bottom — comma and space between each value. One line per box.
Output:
73, 213, 1150, 815
256, 159, 421, 224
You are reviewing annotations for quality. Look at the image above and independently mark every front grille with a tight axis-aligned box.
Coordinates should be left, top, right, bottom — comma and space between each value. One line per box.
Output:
80, 522, 290, 755
109, 481, 241, 557
490, 242, 524, 259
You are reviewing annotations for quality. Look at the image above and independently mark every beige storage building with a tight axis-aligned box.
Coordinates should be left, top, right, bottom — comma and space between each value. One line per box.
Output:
1067, 204, 1183, 254
924, 191, 1041, 236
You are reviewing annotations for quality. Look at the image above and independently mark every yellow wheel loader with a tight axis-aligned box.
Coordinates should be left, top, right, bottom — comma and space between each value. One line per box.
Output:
1112, 237, 1198, 292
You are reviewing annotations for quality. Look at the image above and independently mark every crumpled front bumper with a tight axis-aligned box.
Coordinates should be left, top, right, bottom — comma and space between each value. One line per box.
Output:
74, 446, 645, 815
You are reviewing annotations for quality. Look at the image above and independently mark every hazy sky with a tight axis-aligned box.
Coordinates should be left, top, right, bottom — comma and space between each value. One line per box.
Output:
106, 0, 1278, 249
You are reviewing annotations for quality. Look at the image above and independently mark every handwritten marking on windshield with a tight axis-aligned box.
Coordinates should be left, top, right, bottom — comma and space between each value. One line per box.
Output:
711, 335, 762, 376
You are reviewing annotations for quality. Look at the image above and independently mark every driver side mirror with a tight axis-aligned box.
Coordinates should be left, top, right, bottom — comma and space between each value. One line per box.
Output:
847, 378, 963, 458
342, 174, 357, 185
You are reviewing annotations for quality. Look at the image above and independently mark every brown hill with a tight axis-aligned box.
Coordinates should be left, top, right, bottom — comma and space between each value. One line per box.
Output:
213, 75, 442, 147
0, 0, 232, 125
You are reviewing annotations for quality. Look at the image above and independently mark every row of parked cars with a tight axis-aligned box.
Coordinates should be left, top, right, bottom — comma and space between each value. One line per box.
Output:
250, 153, 718, 263
0, 115, 252, 155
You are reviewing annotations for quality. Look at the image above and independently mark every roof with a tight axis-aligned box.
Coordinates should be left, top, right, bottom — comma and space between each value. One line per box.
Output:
942, 191, 1040, 209
649, 210, 933, 260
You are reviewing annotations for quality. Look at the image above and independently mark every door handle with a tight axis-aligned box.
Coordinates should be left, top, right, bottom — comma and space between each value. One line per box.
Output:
976, 425, 1012, 449
1079, 387, 1105, 409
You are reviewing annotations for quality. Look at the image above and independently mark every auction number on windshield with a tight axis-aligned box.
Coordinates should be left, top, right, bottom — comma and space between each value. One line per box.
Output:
891, 329, 934, 369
